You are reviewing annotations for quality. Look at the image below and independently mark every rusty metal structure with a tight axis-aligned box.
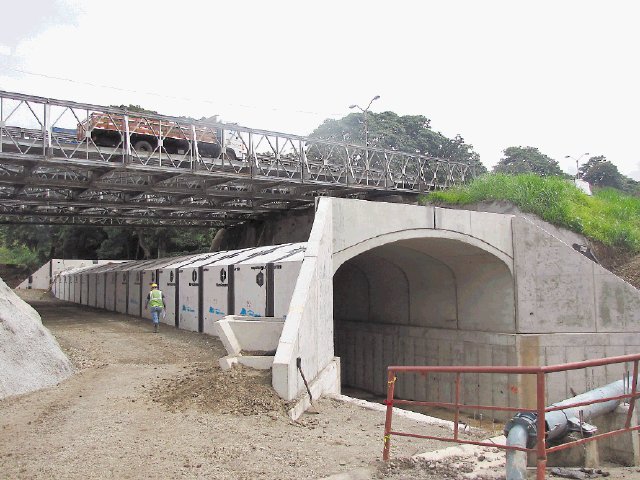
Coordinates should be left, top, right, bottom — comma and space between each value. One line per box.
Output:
0, 90, 474, 227
382, 354, 640, 480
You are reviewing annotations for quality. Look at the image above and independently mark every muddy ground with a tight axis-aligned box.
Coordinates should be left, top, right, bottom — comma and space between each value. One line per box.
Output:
3, 292, 640, 479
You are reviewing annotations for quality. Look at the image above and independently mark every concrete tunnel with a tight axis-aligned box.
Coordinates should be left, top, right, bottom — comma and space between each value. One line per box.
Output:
333, 236, 515, 404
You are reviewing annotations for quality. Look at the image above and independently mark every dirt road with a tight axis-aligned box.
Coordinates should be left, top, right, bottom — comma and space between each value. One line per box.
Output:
0, 294, 455, 479
5, 293, 640, 480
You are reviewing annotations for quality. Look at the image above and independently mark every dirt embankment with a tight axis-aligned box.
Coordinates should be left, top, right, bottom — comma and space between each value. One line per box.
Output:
591, 242, 640, 289
0, 264, 30, 288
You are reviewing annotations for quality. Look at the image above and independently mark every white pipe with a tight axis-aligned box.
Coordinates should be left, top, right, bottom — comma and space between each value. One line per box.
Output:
505, 425, 528, 480
505, 375, 634, 480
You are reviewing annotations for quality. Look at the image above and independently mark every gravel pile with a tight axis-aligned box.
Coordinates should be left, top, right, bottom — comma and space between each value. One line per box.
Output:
0, 281, 73, 399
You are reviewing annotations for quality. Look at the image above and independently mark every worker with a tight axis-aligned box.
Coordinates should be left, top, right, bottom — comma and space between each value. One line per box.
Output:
144, 283, 166, 333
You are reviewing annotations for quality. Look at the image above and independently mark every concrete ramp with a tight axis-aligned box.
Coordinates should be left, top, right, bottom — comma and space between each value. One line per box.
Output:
272, 198, 640, 417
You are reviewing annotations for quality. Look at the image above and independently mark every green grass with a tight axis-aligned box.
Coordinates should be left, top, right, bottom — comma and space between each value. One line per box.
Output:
423, 173, 640, 253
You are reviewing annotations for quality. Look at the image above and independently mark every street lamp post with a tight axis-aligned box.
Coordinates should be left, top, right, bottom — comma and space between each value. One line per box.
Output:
349, 95, 380, 161
565, 152, 590, 179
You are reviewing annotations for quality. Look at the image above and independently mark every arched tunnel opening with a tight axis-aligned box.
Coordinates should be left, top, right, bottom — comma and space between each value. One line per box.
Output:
333, 237, 515, 417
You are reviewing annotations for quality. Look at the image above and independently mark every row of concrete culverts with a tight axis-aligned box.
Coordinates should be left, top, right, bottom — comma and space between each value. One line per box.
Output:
52, 243, 305, 335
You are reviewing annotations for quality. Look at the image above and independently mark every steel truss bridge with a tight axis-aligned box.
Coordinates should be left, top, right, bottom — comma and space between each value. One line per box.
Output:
0, 90, 474, 227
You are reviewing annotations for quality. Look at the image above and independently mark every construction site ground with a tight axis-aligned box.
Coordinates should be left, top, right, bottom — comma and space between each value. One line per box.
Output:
2, 291, 640, 479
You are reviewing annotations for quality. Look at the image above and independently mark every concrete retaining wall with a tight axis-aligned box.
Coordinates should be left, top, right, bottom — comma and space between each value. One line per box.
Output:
335, 320, 519, 409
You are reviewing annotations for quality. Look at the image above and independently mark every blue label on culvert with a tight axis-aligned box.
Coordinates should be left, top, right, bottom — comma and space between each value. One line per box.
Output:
239, 308, 261, 318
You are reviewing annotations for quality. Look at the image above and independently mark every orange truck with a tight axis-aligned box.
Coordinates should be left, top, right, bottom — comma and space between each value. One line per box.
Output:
77, 113, 245, 159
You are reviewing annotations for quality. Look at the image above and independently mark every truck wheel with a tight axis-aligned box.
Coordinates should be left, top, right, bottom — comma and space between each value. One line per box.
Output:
133, 140, 154, 153
225, 148, 237, 161
199, 143, 221, 158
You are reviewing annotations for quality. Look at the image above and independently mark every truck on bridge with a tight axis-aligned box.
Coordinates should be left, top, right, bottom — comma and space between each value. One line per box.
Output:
77, 113, 245, 159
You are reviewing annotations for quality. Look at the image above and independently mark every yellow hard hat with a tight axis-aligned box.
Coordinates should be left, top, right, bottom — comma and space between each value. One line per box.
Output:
151, 283, 158, 287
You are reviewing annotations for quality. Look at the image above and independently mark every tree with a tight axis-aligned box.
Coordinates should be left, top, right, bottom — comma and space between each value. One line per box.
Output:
309, 111, 487, 174
582, 160, 625, 189
97, 228, 137, 259
493, 146, 564, 176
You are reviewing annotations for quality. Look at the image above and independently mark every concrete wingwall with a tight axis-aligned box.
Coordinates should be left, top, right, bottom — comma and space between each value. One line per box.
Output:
273, 197, 640, 415
272, 199, 337, 401
512, 216, 640, 407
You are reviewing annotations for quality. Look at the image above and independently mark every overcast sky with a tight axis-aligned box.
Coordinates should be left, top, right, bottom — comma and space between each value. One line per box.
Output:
1, 0, 639, 179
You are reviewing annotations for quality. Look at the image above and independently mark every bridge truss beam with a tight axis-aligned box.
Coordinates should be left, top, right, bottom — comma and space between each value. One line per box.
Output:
0, 90, 474, 226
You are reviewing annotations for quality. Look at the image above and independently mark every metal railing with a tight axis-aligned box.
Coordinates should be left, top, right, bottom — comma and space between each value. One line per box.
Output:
382, 353, 640, 479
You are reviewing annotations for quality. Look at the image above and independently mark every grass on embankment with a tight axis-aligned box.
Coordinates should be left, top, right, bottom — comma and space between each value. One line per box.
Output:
422, 174, 640, 253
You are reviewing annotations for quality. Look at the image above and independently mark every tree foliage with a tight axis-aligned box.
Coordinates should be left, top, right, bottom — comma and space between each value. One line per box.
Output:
309, 111, 486, 173
579, 155, 623, 189
0, 224, 215, 269
493, 146, 564, 177
111, 104, 158, 114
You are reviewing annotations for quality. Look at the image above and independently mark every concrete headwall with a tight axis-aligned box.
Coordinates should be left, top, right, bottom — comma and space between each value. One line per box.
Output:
274, 197, 640, 415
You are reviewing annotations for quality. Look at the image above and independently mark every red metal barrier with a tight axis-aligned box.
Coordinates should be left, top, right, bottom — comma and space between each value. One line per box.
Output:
382, 353, 640, 479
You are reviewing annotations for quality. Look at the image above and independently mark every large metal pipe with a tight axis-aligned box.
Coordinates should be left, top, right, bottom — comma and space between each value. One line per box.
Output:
505, 375, 634, 480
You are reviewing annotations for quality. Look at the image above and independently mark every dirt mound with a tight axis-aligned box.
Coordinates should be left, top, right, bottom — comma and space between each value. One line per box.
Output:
150, 363, 288, 416
0, 264, 30, 288
0, 281, 73, 399
590, 243, 640, 290
616, 254, 640, 288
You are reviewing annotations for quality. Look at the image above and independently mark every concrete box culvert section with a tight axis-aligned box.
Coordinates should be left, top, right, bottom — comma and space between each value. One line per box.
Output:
333, 238, 516, 409
48, 198, 640, 420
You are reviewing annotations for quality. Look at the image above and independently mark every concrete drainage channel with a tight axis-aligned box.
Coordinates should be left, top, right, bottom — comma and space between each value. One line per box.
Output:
320, 395, 506, 480
322, 393, 634, 480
